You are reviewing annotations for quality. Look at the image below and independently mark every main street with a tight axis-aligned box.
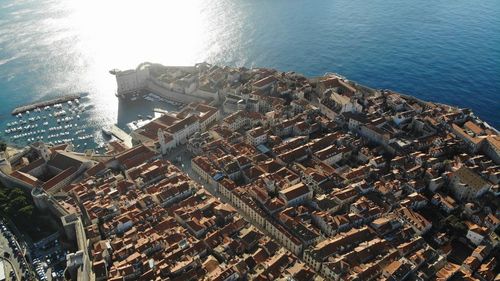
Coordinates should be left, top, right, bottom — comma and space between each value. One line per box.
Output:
164, 145, 300, 256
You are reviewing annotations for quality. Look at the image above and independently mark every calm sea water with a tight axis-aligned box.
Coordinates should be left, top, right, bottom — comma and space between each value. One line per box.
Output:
1, 0, 499, 149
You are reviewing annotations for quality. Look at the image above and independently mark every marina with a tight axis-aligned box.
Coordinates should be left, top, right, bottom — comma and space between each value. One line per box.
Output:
2, 94, 105, 152
142, 92, 184, 106
116, 92, 182, 130
1, 90, 182, 153
11, 93, 83, 115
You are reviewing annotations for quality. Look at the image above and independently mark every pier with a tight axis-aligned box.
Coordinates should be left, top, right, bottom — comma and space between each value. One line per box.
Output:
11, 94, 81, 115
110, 125, 133, 148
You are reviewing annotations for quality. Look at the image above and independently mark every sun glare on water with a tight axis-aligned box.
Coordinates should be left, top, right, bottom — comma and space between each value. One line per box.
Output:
68, 1, 208, 69
55, 1, 213, 125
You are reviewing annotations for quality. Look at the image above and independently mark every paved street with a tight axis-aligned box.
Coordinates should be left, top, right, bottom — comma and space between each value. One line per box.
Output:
164, 146, 294, 252
0, 221, 25, 281
0, 257, 15, 281
164, 145, 217, 193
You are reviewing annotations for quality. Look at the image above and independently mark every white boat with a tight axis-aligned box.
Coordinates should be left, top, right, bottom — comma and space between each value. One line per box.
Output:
102, 127, 112, 136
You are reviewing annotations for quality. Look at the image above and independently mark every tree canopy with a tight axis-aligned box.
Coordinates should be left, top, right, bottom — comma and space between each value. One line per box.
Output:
442, 215, 467, 237
0, 183, 57, 240
0, 185, 34, 223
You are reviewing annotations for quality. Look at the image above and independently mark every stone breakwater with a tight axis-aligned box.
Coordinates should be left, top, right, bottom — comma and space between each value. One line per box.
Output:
11, 93, 81, 115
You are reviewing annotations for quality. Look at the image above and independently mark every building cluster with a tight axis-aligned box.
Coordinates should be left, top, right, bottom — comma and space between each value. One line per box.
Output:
63, 146, 321, 281
185, 65, 500, 280
130, 102, 221, 154
1, 142, 96, 194
1, 63, 499, 280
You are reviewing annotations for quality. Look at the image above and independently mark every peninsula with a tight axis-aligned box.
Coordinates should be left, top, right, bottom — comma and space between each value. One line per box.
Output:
0, 62, 499, 281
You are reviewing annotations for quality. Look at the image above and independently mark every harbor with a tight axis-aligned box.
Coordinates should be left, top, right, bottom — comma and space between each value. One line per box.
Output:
1, 91, 182, 153
11, 93, 83, 115
116, 92, 183, 130
1, 94, 105, 153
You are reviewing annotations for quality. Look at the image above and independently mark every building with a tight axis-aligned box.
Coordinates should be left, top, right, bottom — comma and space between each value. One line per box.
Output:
252, 75, 277, 92
466, 223, 489, 246
246, 127, 268, 146
278, 183, 313, 206
450, 166, 491, 201
396, 207, 432, 235
114, 63, 150, 96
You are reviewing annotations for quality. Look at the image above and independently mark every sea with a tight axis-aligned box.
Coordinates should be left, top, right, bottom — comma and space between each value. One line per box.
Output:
1, 0, 499, 151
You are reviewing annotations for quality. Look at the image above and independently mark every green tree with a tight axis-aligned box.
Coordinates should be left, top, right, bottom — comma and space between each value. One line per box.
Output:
442, 215, 467, 236
17, 205, 34, 218
9, 196, 29, 212
7, 188, 25, 201
0, 187, 33, 220
0, 189, 7, 206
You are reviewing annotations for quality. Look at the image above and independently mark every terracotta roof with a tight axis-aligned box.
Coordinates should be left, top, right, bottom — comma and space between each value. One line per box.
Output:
454, 165, 490, 190
280, 183, 310, 202
166, 115, 198, 134
42, 166, 76, 191
47, 150, 86, 170
253, 75, 277, 88
18, 158, 45, 173
464, 121, 484, 135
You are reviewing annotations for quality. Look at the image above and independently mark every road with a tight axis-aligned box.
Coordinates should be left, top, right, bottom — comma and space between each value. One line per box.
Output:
0, 219, 36, 281
0, 256, 16, 281
0, 224, 22, 280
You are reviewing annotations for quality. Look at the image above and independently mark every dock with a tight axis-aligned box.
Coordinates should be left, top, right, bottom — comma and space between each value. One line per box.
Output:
11, 94, 81, 115
154, 108, 170, 115
110, 125, 133, 148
